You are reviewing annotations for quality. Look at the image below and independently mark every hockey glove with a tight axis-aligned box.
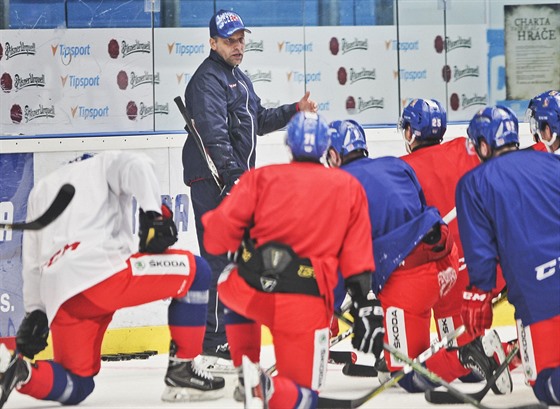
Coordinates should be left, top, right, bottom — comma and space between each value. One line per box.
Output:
220, 168, 244, 198
16, 310, 49, 359
138, 204, 178, 253
346, 272, 385, 358
461, 286, 493, 337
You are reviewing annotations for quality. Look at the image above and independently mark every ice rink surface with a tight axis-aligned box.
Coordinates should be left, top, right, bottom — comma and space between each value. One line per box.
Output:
4, 327, 543, 409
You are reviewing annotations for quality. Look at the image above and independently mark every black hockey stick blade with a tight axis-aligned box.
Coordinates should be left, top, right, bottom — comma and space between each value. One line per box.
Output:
318, 326, 465, 409
173, 96, 223, 190
387, 342, 547, 409
0, 184, 75, 230
329, 351, 356, 365
342, 362, 378, 377
425, 343, 520, 404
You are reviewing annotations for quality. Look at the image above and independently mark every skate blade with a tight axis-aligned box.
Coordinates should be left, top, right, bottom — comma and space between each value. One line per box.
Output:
483, 330, 513, 394
161, 385, 224, 402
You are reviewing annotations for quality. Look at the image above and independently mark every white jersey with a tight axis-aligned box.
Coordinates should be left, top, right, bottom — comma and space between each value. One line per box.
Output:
22, 151, 162, 323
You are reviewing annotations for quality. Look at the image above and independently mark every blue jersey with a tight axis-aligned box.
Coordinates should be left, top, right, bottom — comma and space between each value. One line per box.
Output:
456, 150, 560, 325
342, 156, 443, 291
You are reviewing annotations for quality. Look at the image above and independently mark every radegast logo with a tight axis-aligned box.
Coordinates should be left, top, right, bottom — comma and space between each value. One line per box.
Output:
60, 74, 100, 89
24, 104, 55, 122
394, 69, 427, 81
130, 71, 160, 88
121, 40, 151, 57
341, 38, 368, 54
167, 42, 204, 56
385, 39, 419, 52
346, 96, 384, 114
5, 41, 36, 59
126, 101, 170, 120
349, 67, 376, 84
244, 69, 272, 83
277, 41, 313, 54
51, 43, 92, 65
453, 65, 480, 81
14, 73, 45, 91
445, 36, 472, 52
287, 71, 321, 83
449, 92, 487, 111
245, 39, 264, 52
70, 105, 109, 120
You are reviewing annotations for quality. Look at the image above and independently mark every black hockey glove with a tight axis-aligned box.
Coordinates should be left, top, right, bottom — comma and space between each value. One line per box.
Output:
220, 168, 244, 198
16, 310, 49, 359
138, 204, 178, 253
346, 272, 385, 359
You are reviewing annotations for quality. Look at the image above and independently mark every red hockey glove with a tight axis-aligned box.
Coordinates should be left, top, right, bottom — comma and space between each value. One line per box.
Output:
461, 286, 493, 337
138, 203, 178, 253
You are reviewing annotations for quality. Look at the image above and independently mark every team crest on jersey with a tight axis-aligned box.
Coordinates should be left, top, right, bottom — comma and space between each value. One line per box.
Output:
438, 266, 457, 297
260, 276, 278, 292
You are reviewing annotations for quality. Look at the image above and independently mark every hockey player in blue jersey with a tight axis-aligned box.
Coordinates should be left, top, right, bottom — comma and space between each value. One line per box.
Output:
327, 120, 512, 395
457, 106, 560, 406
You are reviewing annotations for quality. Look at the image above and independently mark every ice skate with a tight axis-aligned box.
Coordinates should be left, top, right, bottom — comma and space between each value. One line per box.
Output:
198, 342, 236, 374
459, 330, 512, 395
161, 341, 225, 402
242, 355, 273, 409
0, 344, 30, 409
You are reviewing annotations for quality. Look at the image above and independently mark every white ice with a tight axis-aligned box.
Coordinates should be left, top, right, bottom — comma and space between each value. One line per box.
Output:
5, 326, 542, 409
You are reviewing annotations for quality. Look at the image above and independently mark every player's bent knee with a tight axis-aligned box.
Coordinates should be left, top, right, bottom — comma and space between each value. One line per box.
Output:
62, 374, 95, 405
533, 367, 560, 405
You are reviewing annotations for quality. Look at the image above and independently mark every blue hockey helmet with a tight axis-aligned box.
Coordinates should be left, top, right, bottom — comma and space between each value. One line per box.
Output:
527, 90, 560, 148
328, 119, 368, 156
398, 98, 447, 144
466, 106, 519, 151
286, 112, 330, 162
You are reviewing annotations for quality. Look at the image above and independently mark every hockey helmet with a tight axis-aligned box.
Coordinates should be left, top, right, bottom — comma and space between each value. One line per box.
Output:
527, 90, 560, 148
398, 98, 447, 144
328, 119, 368, 156
286, 112, 330, 162
466, 106, 519, 151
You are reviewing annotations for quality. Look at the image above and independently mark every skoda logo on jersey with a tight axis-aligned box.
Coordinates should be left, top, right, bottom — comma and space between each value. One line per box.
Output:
134, 261, 146, 271
260, 276, 278, 292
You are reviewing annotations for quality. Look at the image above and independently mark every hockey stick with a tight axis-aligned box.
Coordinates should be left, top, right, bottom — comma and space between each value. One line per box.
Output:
425, 343, 520, 404
0, 184, 75, 230
173, 96, 224, 190
386, 343, 546, 409
317, 326, 466, 409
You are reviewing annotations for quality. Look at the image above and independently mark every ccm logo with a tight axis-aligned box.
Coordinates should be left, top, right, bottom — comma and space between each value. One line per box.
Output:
535, 257, 560, 281
463, 292, 487, 301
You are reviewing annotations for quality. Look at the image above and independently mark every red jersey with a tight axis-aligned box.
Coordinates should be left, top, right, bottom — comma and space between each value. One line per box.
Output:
401, 137, 480, 261
202, 161, 375, 305
530, 141, 549, 152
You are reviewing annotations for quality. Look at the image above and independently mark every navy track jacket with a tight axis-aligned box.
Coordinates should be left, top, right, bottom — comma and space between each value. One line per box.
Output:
183, 50, 298, 186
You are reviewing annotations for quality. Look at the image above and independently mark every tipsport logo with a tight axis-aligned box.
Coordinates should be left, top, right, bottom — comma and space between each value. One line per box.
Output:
286, 71, 321, 84
394, 69, 427, 81
175, 73, 193, 85
277, 41, 313, 54
70, 105, 109, 120
167, 42, 204, 56
385, 39, 420, 52
51, 43, 92, 65
60, 74, 101, 89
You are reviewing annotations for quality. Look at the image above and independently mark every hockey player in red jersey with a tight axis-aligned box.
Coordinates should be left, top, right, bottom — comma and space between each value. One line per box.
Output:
457, 106, 560, 406
0, 151, 225, 408
327, 119, 511, 395
526, 90, 560, 154
202, 112, 384, 409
